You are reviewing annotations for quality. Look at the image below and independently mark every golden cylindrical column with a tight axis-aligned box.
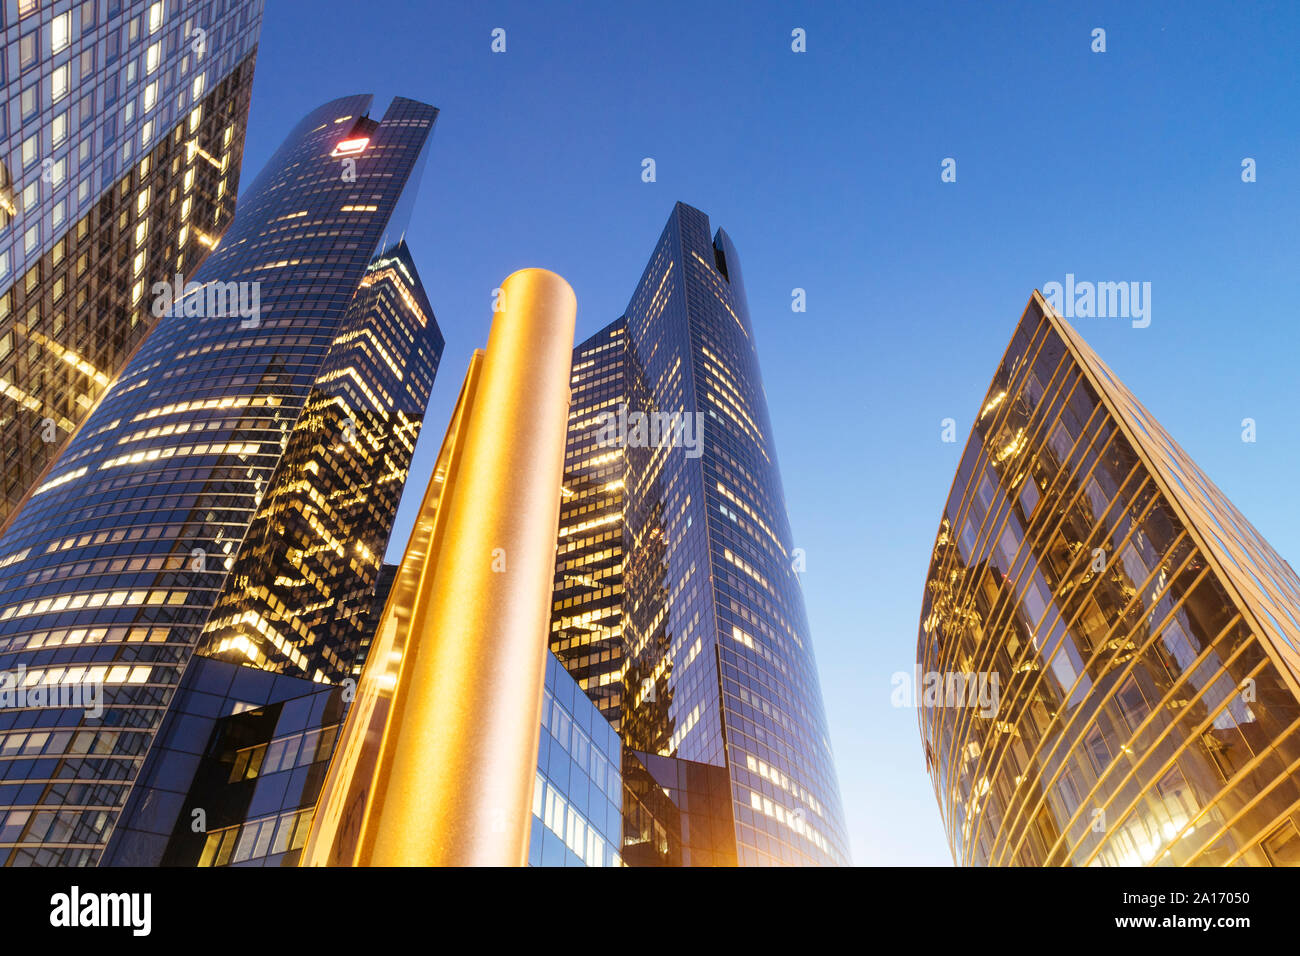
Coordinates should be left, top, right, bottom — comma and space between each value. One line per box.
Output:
359, 268, 576, 866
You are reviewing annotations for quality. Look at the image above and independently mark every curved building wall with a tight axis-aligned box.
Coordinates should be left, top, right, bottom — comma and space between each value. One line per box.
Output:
917, 291, 1300, 866
0, 95, 435, 865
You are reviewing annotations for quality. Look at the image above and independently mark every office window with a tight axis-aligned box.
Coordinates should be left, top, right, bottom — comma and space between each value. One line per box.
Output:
19, 32, 38, 71
52, 12, 71, 53
149, 2, 164, 34
21, 87, 38, 122
52, 65, 70, 103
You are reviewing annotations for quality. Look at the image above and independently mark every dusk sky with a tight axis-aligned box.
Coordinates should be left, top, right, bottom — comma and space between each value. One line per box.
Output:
240, 0, 1300, 865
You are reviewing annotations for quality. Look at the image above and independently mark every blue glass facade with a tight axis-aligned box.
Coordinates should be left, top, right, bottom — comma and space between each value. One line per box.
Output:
101, 654, 340, 866
529, 652, 623, 867
619, 203, 850, 865
0, 94, 435, 865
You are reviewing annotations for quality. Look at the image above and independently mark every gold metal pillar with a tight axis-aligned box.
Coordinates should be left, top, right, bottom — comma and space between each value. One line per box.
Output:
301, 268, 576, 866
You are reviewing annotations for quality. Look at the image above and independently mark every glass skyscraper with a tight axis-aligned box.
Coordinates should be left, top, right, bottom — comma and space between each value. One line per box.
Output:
0, 93, 436, 865
1, 0, 265, 529
561, 202, 850, 866
918, 290, 1300, 866
197, 240, 443, 684
551, 317, 627, 726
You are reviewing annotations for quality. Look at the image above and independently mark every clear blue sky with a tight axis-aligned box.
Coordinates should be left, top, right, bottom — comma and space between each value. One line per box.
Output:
240, 0, 1300, 865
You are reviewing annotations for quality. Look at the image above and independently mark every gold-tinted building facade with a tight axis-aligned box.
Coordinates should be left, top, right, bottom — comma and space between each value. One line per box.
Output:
918, 290, 1300, 866
197, 241, 443, 683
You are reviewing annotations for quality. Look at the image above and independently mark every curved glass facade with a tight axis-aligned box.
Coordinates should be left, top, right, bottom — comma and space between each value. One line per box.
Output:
0, 94, 435, 865
918, 291, 1300, 867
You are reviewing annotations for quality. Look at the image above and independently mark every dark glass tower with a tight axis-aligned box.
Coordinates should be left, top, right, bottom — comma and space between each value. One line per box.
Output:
0, 94, 436, 865
0, 0, 265, 529
551, 318, 627, 726
919, 291, 1300, 866
196, 240, 443, 683
612, 202, 849, 865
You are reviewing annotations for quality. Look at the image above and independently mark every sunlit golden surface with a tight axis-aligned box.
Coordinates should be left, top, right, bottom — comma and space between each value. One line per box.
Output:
918, 291, 1300, 866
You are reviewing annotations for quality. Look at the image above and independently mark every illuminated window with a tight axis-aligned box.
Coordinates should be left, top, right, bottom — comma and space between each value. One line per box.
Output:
52, 12, 71, 53
51, 64, 69, 103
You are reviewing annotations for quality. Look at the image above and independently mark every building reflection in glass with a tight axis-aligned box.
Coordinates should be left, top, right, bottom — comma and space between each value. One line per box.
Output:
918, 291, 1300, 866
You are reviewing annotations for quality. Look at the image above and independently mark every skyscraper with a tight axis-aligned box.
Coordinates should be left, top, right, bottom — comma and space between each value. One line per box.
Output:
0, 94, 436, 865
197, 240, 444, 683
1, 0, 265, 529
551, 317, 627, 726
918, 290, 1300, 866
570, 202, 850, 866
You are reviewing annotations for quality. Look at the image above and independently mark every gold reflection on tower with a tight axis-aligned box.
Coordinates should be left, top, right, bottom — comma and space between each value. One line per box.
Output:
918, 290, 1300, 867
303, 268, 577, 867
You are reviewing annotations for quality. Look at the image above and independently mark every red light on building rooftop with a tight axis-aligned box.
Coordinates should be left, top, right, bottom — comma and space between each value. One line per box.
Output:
331, 137, 370, 157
